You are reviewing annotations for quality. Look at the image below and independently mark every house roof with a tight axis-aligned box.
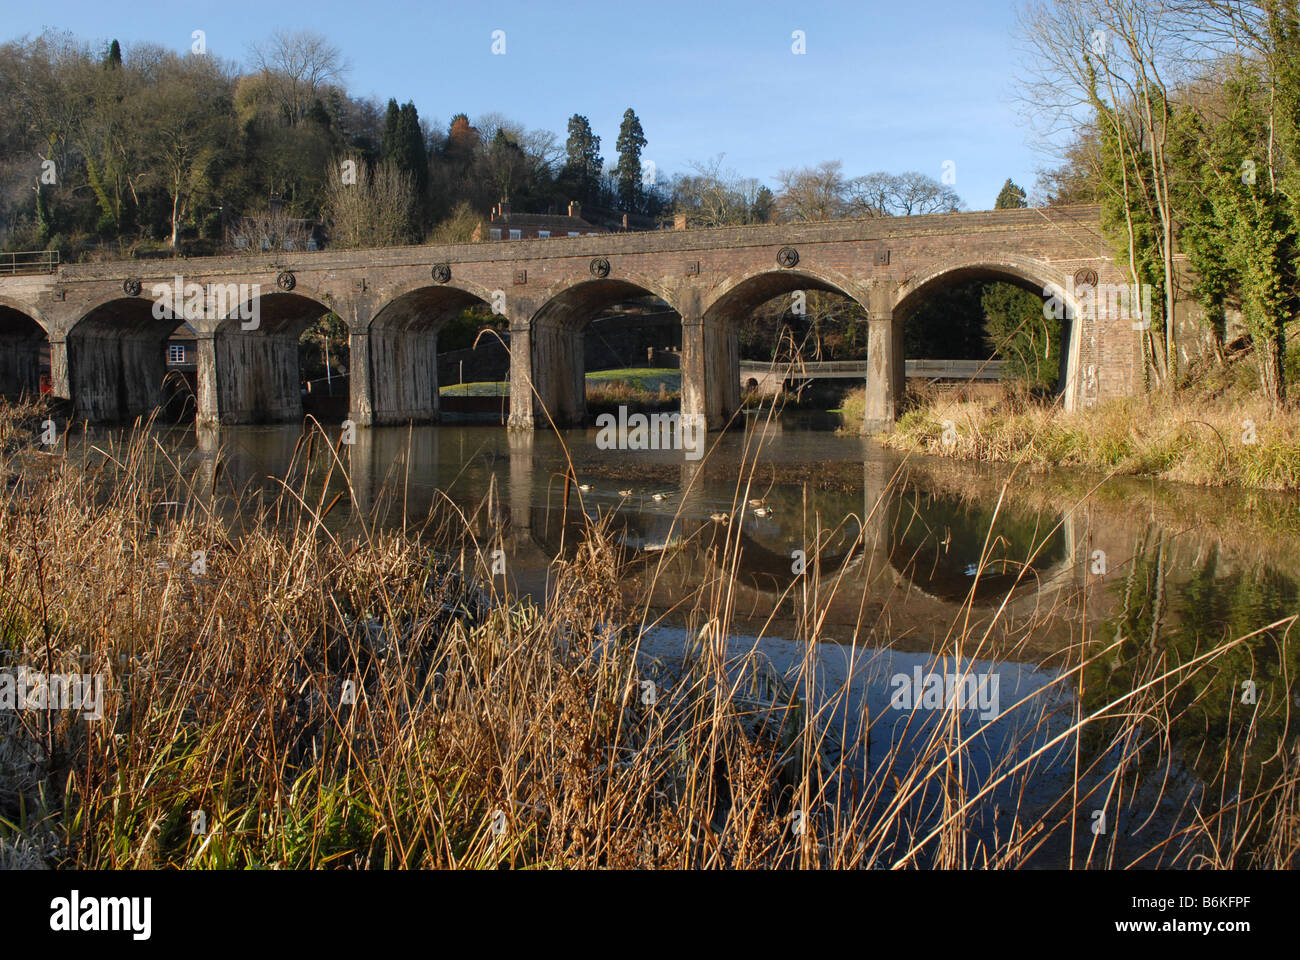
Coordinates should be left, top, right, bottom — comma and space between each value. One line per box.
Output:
488, 212, 606, 232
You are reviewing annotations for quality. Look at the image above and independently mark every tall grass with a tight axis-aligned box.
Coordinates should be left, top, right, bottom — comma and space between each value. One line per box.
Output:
877, 370, 1300, 490
0, 391, 1296, 869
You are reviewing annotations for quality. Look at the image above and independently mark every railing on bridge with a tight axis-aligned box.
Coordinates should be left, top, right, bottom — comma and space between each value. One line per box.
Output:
905, 359, 1003, 380
738, 359, 1004, 381
0, 250, 59, 276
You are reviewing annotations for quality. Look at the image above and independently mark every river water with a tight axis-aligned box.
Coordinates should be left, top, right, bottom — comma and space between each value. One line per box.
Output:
77, 410, 1300, 866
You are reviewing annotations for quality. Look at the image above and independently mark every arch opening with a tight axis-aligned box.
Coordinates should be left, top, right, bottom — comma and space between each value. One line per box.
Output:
369, 285, 501, 425
68, 298, 180, 422
213, 291, 330, 424
0, 306, 49, 401
530, 279, 682, 428
894, 264, 1072, 407
704, 270, 866, 429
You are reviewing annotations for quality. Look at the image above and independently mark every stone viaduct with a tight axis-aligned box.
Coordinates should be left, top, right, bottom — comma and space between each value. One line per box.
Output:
0, 203, 1151, 433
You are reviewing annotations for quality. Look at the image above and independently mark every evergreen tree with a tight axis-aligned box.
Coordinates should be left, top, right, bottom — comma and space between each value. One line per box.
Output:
381, 99, 401, 165
563, 114, 602, 205
382, 100, 428, 217
102, 39, 121, 70
486, 128, 530, 202
983, 282, 1061, 390
397, 101, 428, 198
994, 178, 1027, 209
615, 107, 646, 213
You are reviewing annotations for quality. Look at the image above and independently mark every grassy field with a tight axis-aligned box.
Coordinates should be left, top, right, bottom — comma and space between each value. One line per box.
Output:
437, 370, 683, 402
439, 381, 508, 397
584, 368, 681, 393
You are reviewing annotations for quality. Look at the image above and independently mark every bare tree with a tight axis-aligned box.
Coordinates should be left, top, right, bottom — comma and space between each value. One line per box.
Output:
138, 55, 235, 248
843, 172, 894, 217
1016, 0, 1190, 386
774, 161, 847, 222
671, 155, 754, 226
324, 155, 416, 248
226, 206, 313, 252
249, 29, 347, 126
846, 171, 963, 216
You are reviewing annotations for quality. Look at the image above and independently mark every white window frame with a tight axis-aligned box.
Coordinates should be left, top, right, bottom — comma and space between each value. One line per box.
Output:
537, 230, 550, 238
168, 344, 186, 364
489, 228, 502, 241
568, 231, 580, 237
509, 229, 522, 240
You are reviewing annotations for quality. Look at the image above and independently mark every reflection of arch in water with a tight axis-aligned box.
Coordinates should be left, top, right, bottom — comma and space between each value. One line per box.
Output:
688, 517, 876, 596
884, 481, 1071, 605
523, 503, 673, 561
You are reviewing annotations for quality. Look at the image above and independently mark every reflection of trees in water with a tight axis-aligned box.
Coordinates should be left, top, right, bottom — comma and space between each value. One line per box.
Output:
1083, 526, 1300, 863
886, 484, 1065, 603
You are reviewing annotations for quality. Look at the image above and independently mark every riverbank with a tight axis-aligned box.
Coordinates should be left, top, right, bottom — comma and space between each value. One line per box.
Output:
875, 385, 1300, 491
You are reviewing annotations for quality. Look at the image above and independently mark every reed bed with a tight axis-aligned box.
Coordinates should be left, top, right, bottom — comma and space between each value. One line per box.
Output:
0, 393, 1296, 869
879, 387, 1300, 491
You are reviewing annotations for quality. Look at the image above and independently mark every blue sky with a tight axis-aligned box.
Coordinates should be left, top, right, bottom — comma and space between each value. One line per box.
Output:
8, 0, 1045, 210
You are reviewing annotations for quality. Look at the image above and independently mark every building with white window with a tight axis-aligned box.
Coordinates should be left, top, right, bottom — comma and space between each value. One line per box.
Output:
471, 201, 609, 241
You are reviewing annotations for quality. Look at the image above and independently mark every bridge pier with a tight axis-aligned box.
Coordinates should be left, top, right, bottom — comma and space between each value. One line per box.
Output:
367, 324, 441, 425
195, 336, 218, 427
211, 327, 303, 424
49, 339, 69, 400
507, 323, 533, 430
862, 299, 903, 434
680, 318, 706, 433
347, 327, 374, 427
679, 317, 739, 432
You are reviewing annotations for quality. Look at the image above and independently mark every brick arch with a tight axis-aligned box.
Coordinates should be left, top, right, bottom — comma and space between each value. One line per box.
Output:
701, 263, 871, 324
526, 275, 684, 428
210, 289, 331, 336
0, 295, 51, 333
371, 275, 503, 326
532, 270, 681, 326
892, 254, 1075, 319
892, 255, 1089, 410
67, 296, 183, 421
365, 282, 502, 425
0, 297, 51, 400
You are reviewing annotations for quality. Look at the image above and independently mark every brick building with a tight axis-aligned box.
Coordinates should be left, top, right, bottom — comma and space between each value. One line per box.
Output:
472, 201, 609, 241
